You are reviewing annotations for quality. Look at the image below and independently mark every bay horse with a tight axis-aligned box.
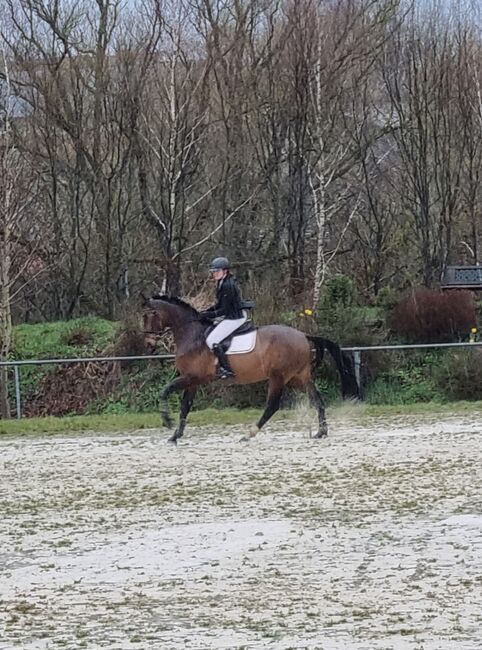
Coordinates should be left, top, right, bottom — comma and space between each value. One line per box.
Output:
142, 296, 359, 443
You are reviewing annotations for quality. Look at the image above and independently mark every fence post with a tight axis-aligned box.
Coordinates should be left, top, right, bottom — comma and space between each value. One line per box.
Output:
14, 365, 21, 419
353, 350, 362, 396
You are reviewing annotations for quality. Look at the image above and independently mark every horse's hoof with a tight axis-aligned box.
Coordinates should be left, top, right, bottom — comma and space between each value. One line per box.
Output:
314, 429, 328, 439
239, 426, 259, 443
167, 435, 178, 445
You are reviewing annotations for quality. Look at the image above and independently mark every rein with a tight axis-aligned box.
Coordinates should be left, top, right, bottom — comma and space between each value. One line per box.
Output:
142, 301, 212, 341
142, 318, 208, 337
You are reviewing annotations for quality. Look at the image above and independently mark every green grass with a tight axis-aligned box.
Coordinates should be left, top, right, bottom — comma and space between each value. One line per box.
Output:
1, 400, 482, 436
0, 408, 263, 436
13, 316, 118, 359
9, 316, 120, 402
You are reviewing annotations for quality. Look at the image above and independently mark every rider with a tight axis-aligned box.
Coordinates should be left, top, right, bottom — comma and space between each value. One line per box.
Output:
199, 257, 246, 379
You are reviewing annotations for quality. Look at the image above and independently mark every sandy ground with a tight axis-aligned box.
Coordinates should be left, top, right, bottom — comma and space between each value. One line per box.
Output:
0, 408, 482, 649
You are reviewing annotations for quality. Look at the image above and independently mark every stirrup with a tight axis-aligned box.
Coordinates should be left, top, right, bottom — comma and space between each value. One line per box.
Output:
217, 367, 234, 379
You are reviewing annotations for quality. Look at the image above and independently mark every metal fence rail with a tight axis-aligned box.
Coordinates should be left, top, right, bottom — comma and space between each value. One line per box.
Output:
2, 342, 482, 419
342, 341, 482, 389
0, 353, 175, 419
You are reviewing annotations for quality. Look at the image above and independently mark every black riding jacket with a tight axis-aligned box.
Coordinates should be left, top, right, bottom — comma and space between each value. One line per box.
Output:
201, 274, 244, 320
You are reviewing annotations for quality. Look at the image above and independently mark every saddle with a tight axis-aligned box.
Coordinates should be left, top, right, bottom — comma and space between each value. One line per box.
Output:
206, 320, 257, 355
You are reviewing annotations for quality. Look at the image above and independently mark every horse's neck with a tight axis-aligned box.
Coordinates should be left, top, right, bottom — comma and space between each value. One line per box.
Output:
167, 307, 203, 349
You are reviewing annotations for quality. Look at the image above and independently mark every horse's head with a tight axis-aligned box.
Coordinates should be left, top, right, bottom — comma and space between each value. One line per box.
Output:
141, 294, 202, 352
142, 298, 168, 353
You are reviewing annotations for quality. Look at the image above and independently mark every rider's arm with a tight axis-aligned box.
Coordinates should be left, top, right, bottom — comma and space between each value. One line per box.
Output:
199, 308, 217, 320
199, 301, 222, 320
200, 303, 226, 319
200, 282, 236, 319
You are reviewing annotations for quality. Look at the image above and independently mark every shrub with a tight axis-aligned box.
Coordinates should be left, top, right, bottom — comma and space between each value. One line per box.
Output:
320, 275, 357, 309
375, 286, 403, 313
364, 351, 445, 404
315, 276, 381, 346
25, 361, 120, 417
61, 326, 95, 347
433, 348, 482, 401
389, 288, 476, 343
112, 327, 148, 359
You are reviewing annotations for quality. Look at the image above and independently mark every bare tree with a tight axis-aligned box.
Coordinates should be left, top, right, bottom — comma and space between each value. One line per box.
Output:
132, 0, 215, 292
456, 23, 482, 265
304, 0, 400, 306
0, 48, 41, 417
2, 0, 482, 328
382, 4, 467, 286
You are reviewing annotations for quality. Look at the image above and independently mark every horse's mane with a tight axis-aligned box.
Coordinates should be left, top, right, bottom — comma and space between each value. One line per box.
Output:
151, 294, 199, 317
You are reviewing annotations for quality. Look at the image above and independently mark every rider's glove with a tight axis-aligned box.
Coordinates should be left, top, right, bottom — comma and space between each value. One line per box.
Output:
199, 310, 216, 320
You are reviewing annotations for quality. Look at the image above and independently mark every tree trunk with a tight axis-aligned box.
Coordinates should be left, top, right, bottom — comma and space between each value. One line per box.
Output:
312, 175, 326, 308
0, 229, 12, 418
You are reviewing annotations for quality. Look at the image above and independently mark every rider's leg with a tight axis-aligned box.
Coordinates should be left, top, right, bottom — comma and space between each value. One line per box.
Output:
206, 317, 246, 379
212, 343, 235, 379
205, 317, 247, 348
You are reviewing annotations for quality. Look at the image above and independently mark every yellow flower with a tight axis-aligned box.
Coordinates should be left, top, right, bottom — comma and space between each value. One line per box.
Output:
304, 308, 313, 316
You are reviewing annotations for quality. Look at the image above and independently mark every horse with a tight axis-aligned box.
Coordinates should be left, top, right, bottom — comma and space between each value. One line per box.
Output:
142, 295, 359, 443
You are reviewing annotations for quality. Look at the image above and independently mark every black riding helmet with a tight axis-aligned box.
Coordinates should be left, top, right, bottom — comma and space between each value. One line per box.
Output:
209, 256, 230, 271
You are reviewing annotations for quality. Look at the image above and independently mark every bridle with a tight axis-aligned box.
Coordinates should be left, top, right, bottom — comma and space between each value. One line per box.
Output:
142, 305, 209, 341
142, 308, 165, 338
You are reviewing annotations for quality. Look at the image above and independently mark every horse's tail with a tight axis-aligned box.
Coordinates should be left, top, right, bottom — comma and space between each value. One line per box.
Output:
307, 335, 360, 400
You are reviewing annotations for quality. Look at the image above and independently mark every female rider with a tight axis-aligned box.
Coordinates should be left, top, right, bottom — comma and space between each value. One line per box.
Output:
199, 257, 246, 379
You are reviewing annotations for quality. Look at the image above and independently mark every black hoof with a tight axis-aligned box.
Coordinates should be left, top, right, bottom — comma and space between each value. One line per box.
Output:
167, 434, 178, 445
314, 430, 328, 439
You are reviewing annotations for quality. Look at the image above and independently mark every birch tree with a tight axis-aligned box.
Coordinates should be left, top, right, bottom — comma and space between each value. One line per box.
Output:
305, 0, 399, 307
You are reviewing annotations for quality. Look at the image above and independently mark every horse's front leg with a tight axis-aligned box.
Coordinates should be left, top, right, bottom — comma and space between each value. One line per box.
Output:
169, 385, 198, 444
160, 376, 193, 430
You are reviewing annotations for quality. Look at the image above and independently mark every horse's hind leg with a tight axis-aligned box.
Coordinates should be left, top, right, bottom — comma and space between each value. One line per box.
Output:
307, 380, 328, 438
169, 385, 197, 444
245, 375, 284, 440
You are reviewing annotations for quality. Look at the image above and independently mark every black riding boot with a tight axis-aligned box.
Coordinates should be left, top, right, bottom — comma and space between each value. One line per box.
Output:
212, 344, 235, 379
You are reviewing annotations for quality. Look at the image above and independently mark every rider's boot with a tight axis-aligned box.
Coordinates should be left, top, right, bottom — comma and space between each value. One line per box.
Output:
212, 344, 235, 379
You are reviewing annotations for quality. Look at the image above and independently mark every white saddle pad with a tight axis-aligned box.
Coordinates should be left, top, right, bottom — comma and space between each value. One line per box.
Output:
227, 330, 257, 355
